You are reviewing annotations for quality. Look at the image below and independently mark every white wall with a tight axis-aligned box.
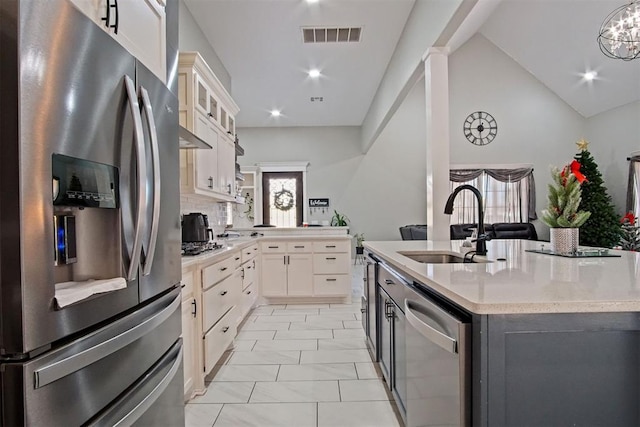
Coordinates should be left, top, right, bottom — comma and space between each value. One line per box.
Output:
238, 82, 426, 242
178, 0, 231, 92
585, 101, 640, 212
448, 34, 587, 239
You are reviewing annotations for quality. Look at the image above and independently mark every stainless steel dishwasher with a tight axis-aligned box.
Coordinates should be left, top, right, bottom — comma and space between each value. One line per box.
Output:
405, 284, 471, 427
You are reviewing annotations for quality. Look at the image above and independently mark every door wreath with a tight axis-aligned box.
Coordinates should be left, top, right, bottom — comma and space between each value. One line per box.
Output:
274, 188, 294, 211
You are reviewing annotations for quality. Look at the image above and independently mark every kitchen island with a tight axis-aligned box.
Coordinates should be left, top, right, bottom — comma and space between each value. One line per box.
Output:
365, 239, 640, 427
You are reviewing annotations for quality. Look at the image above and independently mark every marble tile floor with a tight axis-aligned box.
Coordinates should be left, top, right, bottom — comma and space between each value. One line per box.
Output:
184, 265, 404, 427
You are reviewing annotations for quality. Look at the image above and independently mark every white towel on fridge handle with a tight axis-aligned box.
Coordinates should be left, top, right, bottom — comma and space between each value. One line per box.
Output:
54, 277, 127, 308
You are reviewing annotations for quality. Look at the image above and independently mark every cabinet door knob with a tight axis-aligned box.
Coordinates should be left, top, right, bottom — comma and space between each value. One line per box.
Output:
222, 326, 229, 333
208, 112, 214, 118
191, 299, 197, 317
220, 290, 228, 296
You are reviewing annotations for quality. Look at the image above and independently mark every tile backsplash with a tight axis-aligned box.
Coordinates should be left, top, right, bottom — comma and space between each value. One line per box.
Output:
180, 195, 228, 237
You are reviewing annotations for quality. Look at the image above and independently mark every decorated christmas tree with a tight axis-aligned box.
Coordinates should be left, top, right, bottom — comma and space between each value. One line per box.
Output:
573, 139, 621, 248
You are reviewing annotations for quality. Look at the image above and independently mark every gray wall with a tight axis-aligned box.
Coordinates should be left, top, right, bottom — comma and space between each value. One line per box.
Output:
585, 101, 640, 212
178, 0, 231, 92
360, 0, 463, 153
238, 79, 427, 242
448, 34, 586, 240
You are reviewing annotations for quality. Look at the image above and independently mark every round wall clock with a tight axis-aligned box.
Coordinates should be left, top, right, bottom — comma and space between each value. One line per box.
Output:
463, 111, 497, 146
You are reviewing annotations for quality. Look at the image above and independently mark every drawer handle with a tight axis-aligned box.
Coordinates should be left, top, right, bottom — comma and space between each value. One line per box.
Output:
326, 278, 337, 282
235, 257, 240, 261
326, 257, 336, 260
222, 326, 229, 333
360, 308, 366, 313
326, 245, 336, 248
253, 247, 257, 251
247, 291, 252, 295
268, 246, 279, 249
385, 279, 394, 285
220, 290, 227, 296
247, 266, 252, 270
220, 267, 227, 272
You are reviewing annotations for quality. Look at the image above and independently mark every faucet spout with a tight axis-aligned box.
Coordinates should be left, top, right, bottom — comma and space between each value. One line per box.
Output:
444, 184, 487, 256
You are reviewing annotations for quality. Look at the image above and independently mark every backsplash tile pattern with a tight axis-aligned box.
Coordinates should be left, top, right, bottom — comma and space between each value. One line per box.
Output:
180, 195, 228, 236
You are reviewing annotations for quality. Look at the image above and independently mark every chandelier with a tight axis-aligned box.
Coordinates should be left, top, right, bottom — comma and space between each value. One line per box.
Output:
598, 0, 640, 60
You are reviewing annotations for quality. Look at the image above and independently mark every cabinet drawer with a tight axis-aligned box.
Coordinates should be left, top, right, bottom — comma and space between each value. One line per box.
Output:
261, 242, 287, 253
202, 256, 236, 289
204, 307, 237, 374
312, 240, 350, 253
203, 274, 240, 333
287, 242, 312, 253
241, 282, 257, 313
313, 275, 350, 296
241, 243, 259, 263
313, 253, 350, 274
230, 251, 242, 269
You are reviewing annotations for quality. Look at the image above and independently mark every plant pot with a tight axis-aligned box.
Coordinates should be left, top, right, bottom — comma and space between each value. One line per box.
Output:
550, 228, 579, 254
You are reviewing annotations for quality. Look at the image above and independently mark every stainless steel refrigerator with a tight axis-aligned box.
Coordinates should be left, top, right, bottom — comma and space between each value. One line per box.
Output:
0, 0, 184, 425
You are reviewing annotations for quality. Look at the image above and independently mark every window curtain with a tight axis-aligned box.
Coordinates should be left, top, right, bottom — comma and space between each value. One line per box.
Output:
626, 155, 640, 217
449, 167, 537, 222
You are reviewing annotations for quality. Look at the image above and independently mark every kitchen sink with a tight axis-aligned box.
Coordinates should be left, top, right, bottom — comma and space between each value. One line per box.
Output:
398, 251, 491, 264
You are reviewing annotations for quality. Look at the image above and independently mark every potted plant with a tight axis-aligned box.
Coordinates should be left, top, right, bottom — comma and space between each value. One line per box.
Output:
354, 233, 365, 254
330, 210, 349, 227
540, 160, 591, 253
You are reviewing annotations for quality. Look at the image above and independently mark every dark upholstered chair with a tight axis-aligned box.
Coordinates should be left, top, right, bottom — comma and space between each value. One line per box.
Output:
492, 222, 538, 240
399, 225, 428, 240
450, 223, 494, 240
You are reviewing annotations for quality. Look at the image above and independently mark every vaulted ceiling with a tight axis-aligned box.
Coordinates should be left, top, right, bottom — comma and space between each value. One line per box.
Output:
184, 0, 640, 128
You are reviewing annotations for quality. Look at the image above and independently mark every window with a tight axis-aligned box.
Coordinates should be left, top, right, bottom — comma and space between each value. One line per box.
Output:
449, 166, 536, 225
262, 172, 303, 227
626, 155, 640, 218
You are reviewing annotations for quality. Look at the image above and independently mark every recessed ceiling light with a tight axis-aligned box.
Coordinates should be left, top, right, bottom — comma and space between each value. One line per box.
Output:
584, 71, 598, 81
308, 69, 321, 78
270, 110, 281, 117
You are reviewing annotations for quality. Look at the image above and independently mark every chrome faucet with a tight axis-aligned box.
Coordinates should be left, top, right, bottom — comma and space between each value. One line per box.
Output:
444, 184, 488, 256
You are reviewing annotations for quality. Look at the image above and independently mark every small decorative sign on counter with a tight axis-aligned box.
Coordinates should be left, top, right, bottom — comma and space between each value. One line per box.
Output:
525, 247, 621, 258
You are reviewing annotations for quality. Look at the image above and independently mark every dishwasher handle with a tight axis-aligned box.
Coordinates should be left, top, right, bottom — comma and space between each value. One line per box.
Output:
405, 299, 458, 354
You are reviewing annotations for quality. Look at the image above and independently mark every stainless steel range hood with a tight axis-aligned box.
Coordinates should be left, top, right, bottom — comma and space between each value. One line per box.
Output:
179, 125, 212, 149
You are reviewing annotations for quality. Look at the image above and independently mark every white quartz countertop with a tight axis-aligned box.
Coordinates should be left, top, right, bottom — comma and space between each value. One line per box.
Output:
182, 234, 352, 269
364, 239, 640, 315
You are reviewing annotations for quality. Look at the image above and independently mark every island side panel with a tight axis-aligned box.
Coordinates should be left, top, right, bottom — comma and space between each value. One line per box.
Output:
472, 314, 489, 427
486, 312, 640, 427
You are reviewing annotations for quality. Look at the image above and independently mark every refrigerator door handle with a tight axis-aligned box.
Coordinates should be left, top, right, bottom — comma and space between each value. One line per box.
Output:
33, 293, 180, 389
87, 341, 183, 427
139, 86, 161, 276
123, 75, 147, 281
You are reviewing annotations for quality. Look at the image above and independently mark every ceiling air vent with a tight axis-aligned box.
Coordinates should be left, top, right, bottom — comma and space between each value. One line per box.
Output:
302, 26, 362, 43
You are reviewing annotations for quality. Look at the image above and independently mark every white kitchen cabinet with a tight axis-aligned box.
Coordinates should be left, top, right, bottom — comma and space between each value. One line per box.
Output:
181, 266, 201, 401
312, 241, 351, 297
260, 242, 313, 297
259, 238, 352, 302
68, 0, 166, 82
178, 52, 240, 202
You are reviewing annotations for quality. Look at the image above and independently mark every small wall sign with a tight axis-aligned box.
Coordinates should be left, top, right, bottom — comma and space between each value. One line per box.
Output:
309, 198, 330, 207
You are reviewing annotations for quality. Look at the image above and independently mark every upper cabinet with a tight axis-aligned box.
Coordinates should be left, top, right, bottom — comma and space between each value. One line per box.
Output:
178, 52, 240, 201
68, 0, 167, 83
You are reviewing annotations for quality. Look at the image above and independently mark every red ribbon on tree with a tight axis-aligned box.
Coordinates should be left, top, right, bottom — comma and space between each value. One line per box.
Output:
561, 160, 587, 184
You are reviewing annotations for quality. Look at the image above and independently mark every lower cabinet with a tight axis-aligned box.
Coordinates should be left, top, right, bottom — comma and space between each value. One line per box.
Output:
260, 242, 313, 297
181, 266, 198, 401
203, 307, 237, 373
260, 239, 351, 299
